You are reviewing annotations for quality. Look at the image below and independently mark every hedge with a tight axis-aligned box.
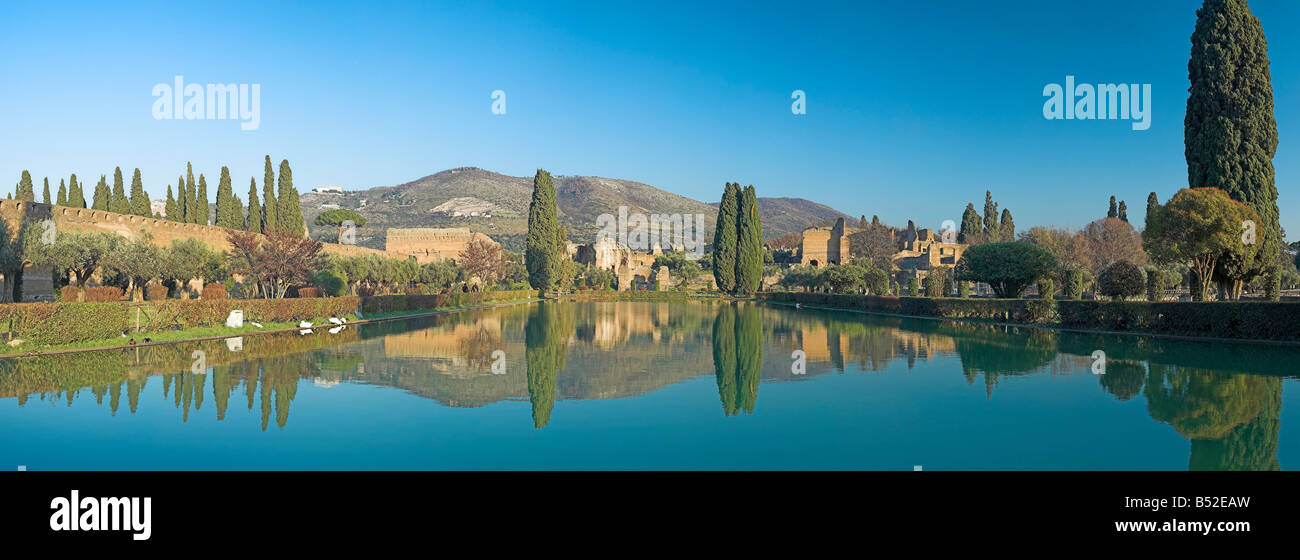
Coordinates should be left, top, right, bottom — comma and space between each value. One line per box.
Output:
761, 292, 1300, 342
0, 289, 539, 347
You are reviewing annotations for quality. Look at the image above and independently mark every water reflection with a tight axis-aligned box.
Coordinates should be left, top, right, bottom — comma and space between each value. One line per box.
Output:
0, 301, 1293, 469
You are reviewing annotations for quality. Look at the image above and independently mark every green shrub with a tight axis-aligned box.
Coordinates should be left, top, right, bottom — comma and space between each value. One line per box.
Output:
1061, 268, 1085, 300
1039, 278, 1054, 300
907, 278, 920, 296
958, 281, 971, 298
1145, 267, 1167, 302
313, 270, 348, 297
0, 303, 126, 345
1098, 260, 1145, 300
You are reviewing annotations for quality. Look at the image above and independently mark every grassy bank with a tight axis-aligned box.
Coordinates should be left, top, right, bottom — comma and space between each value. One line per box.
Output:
0, 290, 539, 356
759, 292, 1300, 343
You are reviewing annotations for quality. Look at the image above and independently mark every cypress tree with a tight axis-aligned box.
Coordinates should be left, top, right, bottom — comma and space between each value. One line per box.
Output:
1118, 200, 1128, 222
1000, 208, 1015, 241
110, 166, 128, 213
982, 190, 999, 238
735, 184, 763, 294
1145, 192, 1159, 225
276, 160, 303, 234
42, 177, 50, 204
230, 193, 244, 230
872, 215, 880, 226
129, 168, 149, 216
179, 174, 189, 222
16, 170, 34, 201
1107, 195, 1118, 218
165, 184, 177, 221
246, 177, 262, 232
859, 215, 868, 229
262, 156, 277, 233
57, 179, 67, 206
525, 169, 559, 289
92, 175, 110, 210
215, 166, 237, 228
196, 174, 209, 224
185, 163, 197, 223
958, 203, 981, 244
1186, 0, 1280, 282
68, 174, 86, 208
712, 182, 739, 293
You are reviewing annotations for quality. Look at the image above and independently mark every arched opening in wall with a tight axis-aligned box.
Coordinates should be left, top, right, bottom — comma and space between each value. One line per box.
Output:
809, 260, 819, 268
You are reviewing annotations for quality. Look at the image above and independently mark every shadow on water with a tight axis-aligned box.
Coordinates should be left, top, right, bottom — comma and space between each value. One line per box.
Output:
0, 300, 1290, 469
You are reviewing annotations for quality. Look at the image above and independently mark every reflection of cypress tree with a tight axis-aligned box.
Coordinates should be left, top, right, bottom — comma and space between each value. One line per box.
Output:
260, 364, 273, 431
127, 377, 143, 414
109, 382, 122, 415
524, 302, 574, 428
712, 304, 763, 415
181, 372, 194, 422
212, 366, 232, 421
1188, 377, 1281, 471
733, 305, 763, 414
1099, 361, 1146, 401
712, 305, 739, 415
246, 363, 260, 411
162, 373, 173, 399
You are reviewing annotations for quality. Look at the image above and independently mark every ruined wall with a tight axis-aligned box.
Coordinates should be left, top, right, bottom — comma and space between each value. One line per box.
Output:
386, 227, 495, 264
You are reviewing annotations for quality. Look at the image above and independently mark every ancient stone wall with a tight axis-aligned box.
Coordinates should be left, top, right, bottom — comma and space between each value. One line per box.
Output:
386, 227, 496, 264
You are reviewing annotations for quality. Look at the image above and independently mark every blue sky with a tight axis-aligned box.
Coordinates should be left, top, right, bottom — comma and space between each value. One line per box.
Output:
1, 0, 1296, 236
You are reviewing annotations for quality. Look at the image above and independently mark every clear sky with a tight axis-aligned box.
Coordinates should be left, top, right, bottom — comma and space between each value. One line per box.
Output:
1, 0, 1296, 236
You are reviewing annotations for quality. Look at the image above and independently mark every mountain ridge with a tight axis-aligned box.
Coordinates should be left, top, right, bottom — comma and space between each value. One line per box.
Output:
301, 167, 850, 251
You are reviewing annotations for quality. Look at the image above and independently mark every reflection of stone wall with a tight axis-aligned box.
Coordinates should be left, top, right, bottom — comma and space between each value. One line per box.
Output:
0, 199, 408, 300
386, 227, 496, 264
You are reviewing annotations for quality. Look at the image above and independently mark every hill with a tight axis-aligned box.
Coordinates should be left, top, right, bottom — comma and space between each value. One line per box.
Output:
301, 167, 848, 251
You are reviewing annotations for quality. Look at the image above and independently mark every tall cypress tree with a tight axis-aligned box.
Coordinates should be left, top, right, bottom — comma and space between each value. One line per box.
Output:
959, 203, 982, 244
129, 168, 149, 216
1000, 208, 1015, 241
110, 166, 129, 213
262, 156, 277, 233
276, 160, 303, 234
195, 174, 209, 225
184, 163, 197, 223
525, 169, 559, 290
1107, 195, 1118, 218
712, 182, 739, 293
1118, 200, 1128, 222
215, 166, 237, 228
68, 174, 85, 208
57, 179, 67, 206
735, 184, 763, 294
92, 175, 110, 210
15, 171, 34, 201
246, 177, 262, 232
1145, 192, 1159, 225
165, 184, 178, 221
1186, 0, 1280, 284
982, 190, 999, 238
42, 177, 50, 204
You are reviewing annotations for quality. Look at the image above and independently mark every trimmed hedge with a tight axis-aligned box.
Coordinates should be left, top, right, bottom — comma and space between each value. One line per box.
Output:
1056, 300, 1300, 341
762, 292, 1300, 342
0, 303, 127, 345
562, 290, 690, 302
